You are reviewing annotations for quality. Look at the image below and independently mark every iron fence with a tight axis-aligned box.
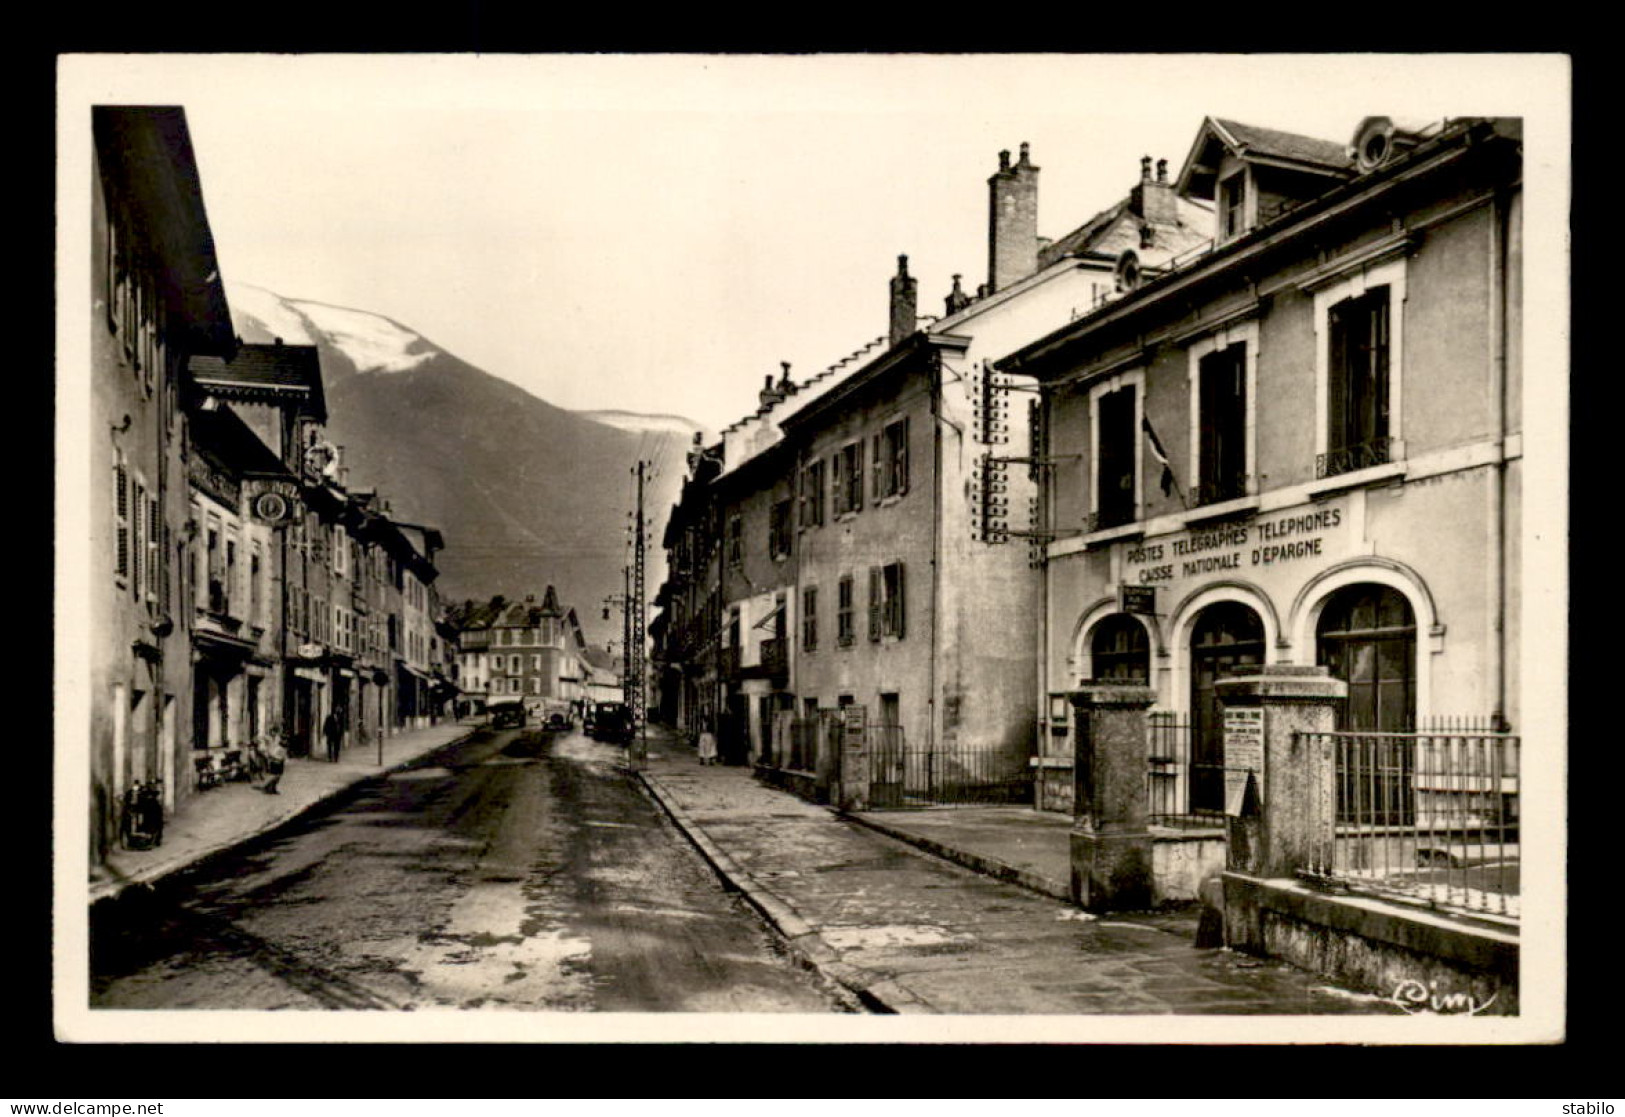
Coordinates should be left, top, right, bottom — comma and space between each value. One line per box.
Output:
868, 726, 1034, 809
1145, 712, 1228, 827
1300, 720, 1520, 920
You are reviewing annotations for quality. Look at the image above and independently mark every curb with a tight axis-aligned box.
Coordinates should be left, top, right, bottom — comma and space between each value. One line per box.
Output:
90, 726, 481, 909
841, 813, 1072, 903
635, 769, 921, 1015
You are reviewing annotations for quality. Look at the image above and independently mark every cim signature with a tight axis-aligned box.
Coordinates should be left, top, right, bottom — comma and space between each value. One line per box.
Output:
1383, 978, 1499, 1016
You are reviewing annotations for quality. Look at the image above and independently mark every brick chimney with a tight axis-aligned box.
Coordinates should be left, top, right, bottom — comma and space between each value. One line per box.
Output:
1130, 154, 1179, 226
988, 142, 1039, 294
944, 274, 971, 316
889, 254, 918, 347
758, 374, 782, 409
778, 360, 798, 397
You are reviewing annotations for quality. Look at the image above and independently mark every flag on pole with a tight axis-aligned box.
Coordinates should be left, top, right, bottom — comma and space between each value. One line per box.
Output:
1142, 416, 1176, 496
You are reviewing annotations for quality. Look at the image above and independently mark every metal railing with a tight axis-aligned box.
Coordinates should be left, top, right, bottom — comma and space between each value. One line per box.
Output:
1300, 722, 1520, 920
1316, 437, 1391, 479
1145, 712, 1228, 827
1190, 474, 1251, 508
1088, 505, 1136, 534
868, 728, 1034, 809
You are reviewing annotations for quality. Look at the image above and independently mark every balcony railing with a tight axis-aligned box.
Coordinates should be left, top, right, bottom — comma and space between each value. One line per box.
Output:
760, 637, 787, 676
1190, 474, 1251, 508
720, 645, 741, 678
1316, 437, 1391, 480
1087, 504, 1136, 534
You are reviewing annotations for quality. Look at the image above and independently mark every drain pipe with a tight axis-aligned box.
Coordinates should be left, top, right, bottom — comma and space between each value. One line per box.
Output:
1487, 184, 1512, 730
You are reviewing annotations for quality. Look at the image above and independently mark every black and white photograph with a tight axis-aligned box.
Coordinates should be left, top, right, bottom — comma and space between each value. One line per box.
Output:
54, 52, 1569, 1045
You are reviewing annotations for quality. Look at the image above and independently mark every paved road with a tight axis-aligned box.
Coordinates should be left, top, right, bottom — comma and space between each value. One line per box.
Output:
90, 726, 846, 1013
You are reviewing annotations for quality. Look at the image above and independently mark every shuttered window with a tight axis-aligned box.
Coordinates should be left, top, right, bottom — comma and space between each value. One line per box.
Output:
145, 495, 160, 605
130, 479, 145, 602
884, 562, 906, 638
868, 567, 883, 642
837, 575, 855, 647
113, 457, 129, 581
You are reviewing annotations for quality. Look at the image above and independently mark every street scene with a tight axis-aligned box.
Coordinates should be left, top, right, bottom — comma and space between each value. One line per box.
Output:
61, 55, 1565, 1040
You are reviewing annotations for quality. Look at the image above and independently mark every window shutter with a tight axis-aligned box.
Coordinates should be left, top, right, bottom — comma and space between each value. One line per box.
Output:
831, 452, 843, 515
868, 566, 882, 641
1328, 299, 1350, 452
113, 461, 129, 579
898, 418, 910, 495
853, 442, 865, 512
894, 562, 906, 639
130, 480, 145, 602
871, 434, 883, 500
146, 497, 160, 603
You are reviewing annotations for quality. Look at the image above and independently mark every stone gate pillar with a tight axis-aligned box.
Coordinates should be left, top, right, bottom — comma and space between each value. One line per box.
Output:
1068, 684, 1156, 911
836, 704, 869, 811
1214, 665, 1344, 952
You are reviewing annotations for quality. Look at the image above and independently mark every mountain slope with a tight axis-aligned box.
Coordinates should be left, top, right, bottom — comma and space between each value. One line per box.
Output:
228, 283, 699, 646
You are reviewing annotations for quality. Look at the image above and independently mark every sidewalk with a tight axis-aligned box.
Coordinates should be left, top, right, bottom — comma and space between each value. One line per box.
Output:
90, 719, 480, 907
637, 727, 1398, 1015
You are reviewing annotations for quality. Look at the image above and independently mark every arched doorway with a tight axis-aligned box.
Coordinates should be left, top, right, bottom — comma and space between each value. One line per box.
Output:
1316, 583, 1417, 824
1089, 614, 1150, 684
1190, 601, 1265, 813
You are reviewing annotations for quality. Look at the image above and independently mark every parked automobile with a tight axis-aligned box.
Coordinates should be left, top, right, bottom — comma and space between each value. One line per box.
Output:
545, 710, 571, 731
490, 700, 526, 729
591, 702, 634, 744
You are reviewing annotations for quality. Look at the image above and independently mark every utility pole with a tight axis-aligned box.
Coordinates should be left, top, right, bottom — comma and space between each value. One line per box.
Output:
630, 460, 648, 769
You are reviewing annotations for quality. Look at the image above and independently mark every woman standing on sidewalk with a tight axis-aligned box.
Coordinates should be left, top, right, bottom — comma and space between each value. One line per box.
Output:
697, 720, 719, 766
261, 734, 287, 794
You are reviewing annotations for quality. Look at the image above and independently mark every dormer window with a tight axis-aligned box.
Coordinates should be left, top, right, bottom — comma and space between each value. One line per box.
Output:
1220, 172, 1248, 240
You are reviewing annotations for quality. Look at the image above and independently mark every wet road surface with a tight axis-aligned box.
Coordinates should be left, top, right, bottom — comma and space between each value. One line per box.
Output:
90, 727, 846, 1012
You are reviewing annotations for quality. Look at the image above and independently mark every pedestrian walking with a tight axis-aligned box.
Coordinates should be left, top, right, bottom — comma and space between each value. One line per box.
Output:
697, 721, 719, 766
323, 710, 343, 763
261, 734, 287, 795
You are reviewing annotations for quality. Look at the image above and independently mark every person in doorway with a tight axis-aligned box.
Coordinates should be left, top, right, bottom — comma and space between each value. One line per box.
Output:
697, 720, 719, 766
261, 734, 287, 795
323, 710, 342, 763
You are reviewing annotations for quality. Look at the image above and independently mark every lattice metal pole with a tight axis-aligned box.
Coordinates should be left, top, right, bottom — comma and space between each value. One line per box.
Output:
630, 460, 648, 769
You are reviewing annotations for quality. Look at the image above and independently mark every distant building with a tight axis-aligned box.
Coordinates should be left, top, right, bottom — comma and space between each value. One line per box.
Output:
456, 587, 590, 710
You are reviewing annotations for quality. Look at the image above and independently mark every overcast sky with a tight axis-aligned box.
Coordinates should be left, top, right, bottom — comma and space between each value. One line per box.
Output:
62, 54, 1567, 433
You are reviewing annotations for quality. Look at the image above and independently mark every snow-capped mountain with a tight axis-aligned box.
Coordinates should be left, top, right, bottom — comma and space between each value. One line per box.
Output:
224, 283, 700, 640
229, 283, 437, 377
575, 409, 711, 440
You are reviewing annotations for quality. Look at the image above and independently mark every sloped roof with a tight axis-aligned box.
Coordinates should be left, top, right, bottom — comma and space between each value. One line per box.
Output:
1211, 118, 1352, 171
1177, 116, 1353, 200
190, 343, 327, 421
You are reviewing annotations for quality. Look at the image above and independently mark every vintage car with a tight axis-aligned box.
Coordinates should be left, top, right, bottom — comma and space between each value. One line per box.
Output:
590, 702, 634, 744
489, 699, 527, 729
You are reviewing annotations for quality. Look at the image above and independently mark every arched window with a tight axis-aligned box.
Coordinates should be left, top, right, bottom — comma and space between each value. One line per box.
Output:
1090, 614, 1149, 683
1316, 584, 1415, 733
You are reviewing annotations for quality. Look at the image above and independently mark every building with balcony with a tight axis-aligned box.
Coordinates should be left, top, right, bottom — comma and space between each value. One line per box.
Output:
997, 116, 1523, 819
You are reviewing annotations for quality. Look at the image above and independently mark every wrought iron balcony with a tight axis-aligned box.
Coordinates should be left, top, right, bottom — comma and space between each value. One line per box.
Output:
1087, 504, 1136, 534
1316, 438, 1391, 480
1190, 474, 1251, 508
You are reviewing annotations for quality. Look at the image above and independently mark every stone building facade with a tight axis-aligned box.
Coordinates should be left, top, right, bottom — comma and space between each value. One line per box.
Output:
998, 116, 1524, 818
